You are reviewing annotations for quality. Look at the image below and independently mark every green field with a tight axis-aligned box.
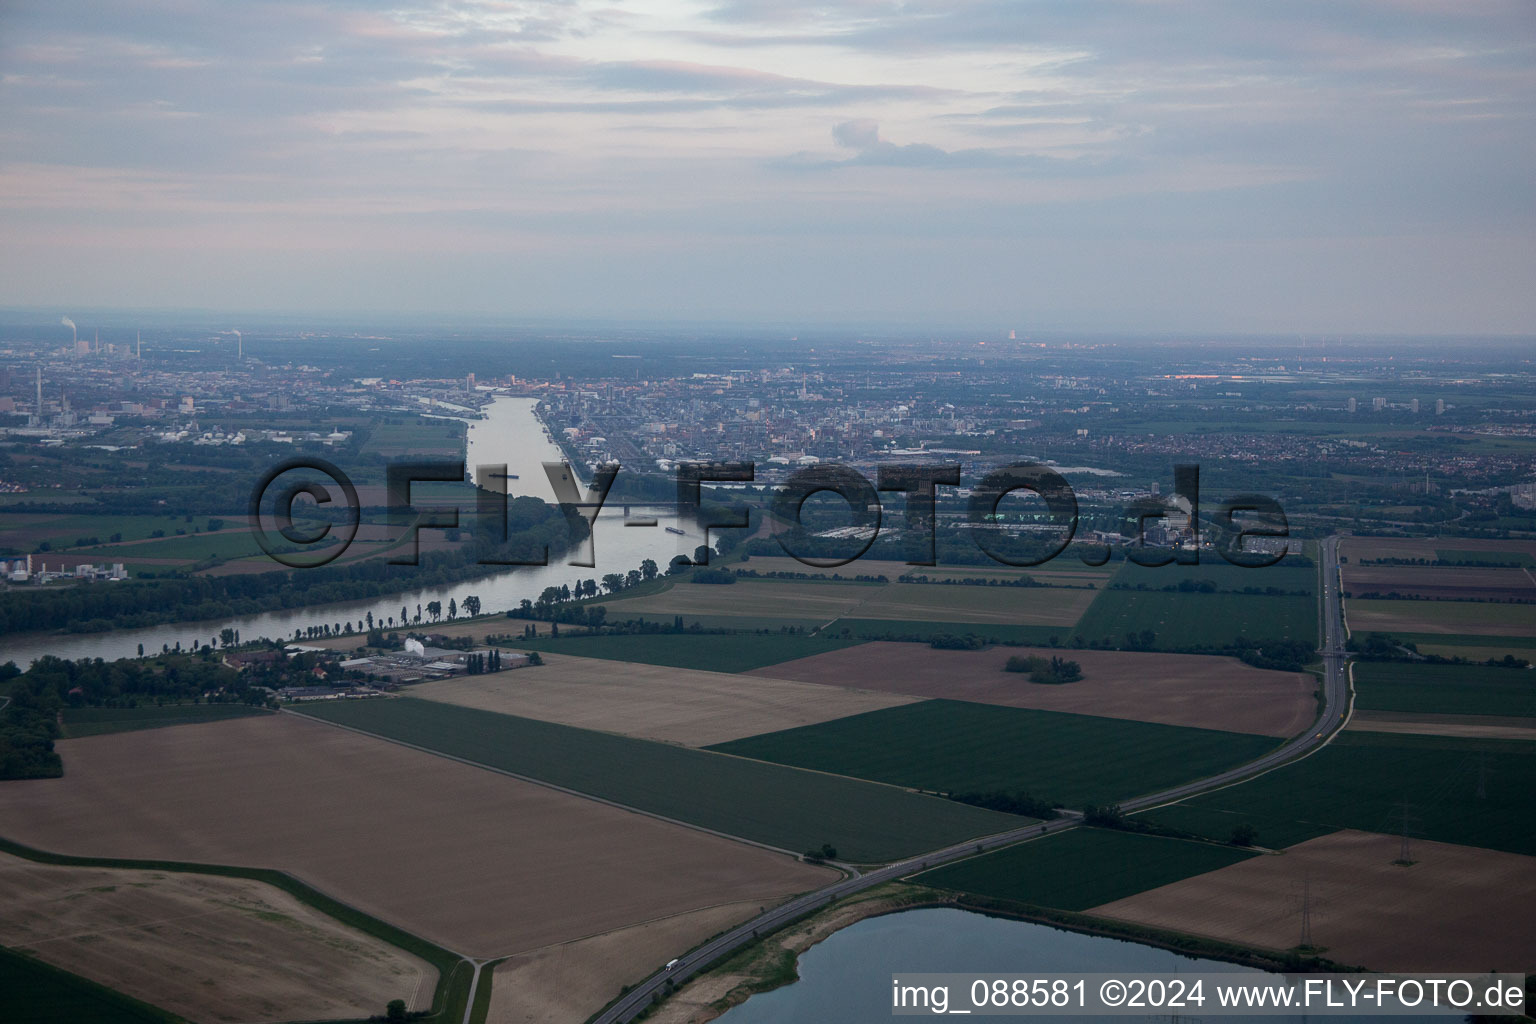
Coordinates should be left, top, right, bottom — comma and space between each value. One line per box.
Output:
82, 531, 270, 562
822, 619, 1064, 644
1144, 732, 1536, 855
297, 698, 1020, 862
1352, 662, 1536, 718
915, 828, 1258, 912
0, 946, 182, 1024
1346, 599, 1536, 636
60, 704, 272, 738
589, 612, 831, 633
1110, 559, 1315, 595
0, 513, 191, 551
1074, 589, 1317, 648
511, 632, 867, 672
708, 700, 1279, 809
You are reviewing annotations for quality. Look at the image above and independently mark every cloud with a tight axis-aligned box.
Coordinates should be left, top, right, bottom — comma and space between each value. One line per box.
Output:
794, 119, 1128, 174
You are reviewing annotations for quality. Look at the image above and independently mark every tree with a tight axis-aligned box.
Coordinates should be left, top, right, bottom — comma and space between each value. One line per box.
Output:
448, 598, 457, 620
385, 999, 407, 1024
601, 573, 624, 594
366, 611, 374, 631
220, 628, 236, 648
626, 569, 643, 588
463, 595, 481, 618
640, 558, 658, 581
427, 600, 441, 622
137, 643, 144, 657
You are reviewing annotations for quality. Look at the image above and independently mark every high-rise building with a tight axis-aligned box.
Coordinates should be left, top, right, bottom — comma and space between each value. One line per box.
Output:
1373, 397, 1386, 411
1410, 398, 1420, 413
1347, 397, 1357, 413
1435, 398, 1445, 415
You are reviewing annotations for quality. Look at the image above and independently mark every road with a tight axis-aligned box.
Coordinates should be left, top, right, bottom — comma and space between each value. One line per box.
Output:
591, 536, 1354, 1024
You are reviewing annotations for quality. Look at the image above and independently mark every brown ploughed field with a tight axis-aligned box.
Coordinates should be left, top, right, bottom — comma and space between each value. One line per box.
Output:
485, 900, 764, 1023
0, 851, 436, 1023
1090, 829, 1536, 971
0, 714, 833, 960
1347, 710, 1536, 741
414, 652, 916, 746
749, 641, 1316, 737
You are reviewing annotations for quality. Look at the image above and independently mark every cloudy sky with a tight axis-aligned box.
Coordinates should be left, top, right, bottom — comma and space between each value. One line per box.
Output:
2, 0, 1533, 332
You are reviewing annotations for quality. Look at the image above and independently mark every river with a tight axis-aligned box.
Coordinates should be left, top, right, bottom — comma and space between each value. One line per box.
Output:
716, 908, 1436, 1024
5, 396, 698, 666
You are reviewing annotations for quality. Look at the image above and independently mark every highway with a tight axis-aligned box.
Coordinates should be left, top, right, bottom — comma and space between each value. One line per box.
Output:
591, 536, 1353, 1024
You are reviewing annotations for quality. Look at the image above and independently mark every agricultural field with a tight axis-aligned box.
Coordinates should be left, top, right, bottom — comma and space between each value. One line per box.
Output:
596, 575, 1099, 628
824, 619, 1064, 645
1344, 563, 1535, 601
1345, 714, 1535, 741
1144, 732, 1536, 856
1351, 662, 1536, 718
1344, 536, 1536, 564
1073, 588, 1317, 648
739, 555, 1115, 586
709, 700, 1279, 809
358, 417, 466, 460
850, 581, 1097, 626
1110, 558, 1316, 595
298, 697, 1021, 862
0, 512, 193, 552
485, 899, 763, 1024
0, 946, 176, 1024
753, 642, 1316, 737
0, 713, 834, 959
1091, 830, 1536, 972
598, 578, 877, 624
513, 632, 867, 673
914, 828, 1257, 912
0, 851, 435, 1023
413, 652, 917, 746
59, 704, 271, 738
1344, 598, 1536, 637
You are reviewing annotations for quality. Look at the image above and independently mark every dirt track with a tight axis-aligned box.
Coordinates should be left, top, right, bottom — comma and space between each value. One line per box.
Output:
413, 652, 917, 746
0, 852, 435, 1023
749, 642, 1317, 737
1089, 829, 1536, 971
0, 714, 833, 958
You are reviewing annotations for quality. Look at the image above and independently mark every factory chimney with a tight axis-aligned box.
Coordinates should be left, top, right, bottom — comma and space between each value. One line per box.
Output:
35, 366, 42, 417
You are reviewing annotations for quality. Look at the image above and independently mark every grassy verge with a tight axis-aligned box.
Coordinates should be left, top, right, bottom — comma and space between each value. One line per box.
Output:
466, 958, 505, 1024
0, 835, 470, 1023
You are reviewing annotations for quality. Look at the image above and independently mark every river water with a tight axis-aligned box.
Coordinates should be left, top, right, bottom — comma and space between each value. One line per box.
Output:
717, 908, 1435, 1024
5, 396, 698, 666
